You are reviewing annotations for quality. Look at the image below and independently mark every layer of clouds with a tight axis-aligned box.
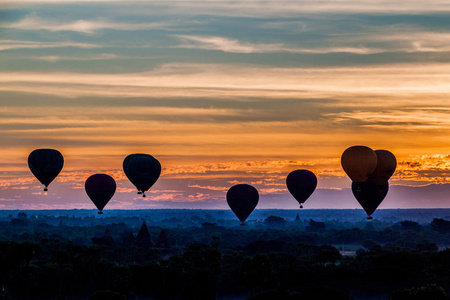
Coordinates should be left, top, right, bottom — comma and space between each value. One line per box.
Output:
2, 151, 450, 209
3, 1, 450, 16
3, 63, 450, 96
2, 167, 450, 209
1, 63, 449, 173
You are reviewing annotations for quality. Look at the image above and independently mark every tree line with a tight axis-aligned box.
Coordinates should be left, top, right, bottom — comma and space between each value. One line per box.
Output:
0, 213, 449, 299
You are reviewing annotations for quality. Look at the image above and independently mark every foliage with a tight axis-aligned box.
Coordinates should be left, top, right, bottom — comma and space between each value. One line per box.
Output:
264, 216, 287, 227
0, 210, 449, 299
431, 218, 450, 233
390, 284, 450, 300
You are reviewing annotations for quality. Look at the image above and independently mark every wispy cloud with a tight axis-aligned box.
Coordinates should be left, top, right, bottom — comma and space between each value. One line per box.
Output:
164, 160, 322, 177
34, 54, 118, 62
0, 40, 100, 51
2, 15, 168, 34
343, 30, 450, 53
326, 109, 450, 130
31, 54, 160, 62
176, 30, 450, 55
173, 35, 284, 54
187, 184, 229, 191
173, 35, 383, 54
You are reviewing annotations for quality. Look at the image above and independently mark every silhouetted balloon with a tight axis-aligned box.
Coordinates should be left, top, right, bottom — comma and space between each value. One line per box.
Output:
28, 149, 64, 191
352, 179, 388, 220
85, 174, 116, 214
226, 184, 259, 225
123, 154, 161, 197
341, 146, 377, 183
371, 150, 397, 186
286, 170, 317, 208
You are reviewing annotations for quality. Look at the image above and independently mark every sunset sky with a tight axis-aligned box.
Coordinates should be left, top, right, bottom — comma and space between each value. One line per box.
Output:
1, 0, 450, 210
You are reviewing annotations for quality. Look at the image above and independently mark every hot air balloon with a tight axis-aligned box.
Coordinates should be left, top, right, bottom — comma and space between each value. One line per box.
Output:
371, 150, 397, 186
28, 149, 64, 191
123, 154, 161, 197
85, 174, 116, 214
352, 179, 388, 220
226, 184, 259, 225
286, 170, 317, 208
341, 145, 377, 183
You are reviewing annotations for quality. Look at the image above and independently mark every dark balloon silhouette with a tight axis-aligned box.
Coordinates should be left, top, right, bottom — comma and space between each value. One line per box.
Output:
85, 174, 116, 214
352, 179, 389, 220
28, 148, 64, 191
341, 145, 377, 183
286, 170, 317, 208
123, 154, 161, 197
371, 149, 397, 186
226, 184, 259, 225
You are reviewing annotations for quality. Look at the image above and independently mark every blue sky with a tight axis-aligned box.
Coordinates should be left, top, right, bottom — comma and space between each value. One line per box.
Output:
1, 1, 450, 210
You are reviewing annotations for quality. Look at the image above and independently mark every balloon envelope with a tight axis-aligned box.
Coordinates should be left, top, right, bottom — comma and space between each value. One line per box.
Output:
85, 174, 116, 212
352, 179, 388, 217
341, 146, 377, 183
286, 170, 317, 208
123, 154, 161, 195
371, 150, 397, 185
28, 149, 64, 191
226, 184, 259, 223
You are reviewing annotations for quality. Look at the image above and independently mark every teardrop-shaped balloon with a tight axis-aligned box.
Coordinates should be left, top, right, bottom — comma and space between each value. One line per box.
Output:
226, 184, 259, 224
123, 154, 161, 197
28, 149, 64, 191
341, 146, 377, 183
286, 170, 317, 208
352, 179, 388, 219
85, 174, 116, 214
371, 150, 397, 186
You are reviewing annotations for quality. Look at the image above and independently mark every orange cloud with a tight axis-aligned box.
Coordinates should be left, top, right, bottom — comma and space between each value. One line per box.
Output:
187, 184, 229, 191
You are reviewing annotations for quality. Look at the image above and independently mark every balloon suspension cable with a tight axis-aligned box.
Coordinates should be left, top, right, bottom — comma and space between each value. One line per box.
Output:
137, 191, 143, 194
98, 211, 103, 215
44, 187, 48, 192
367, 216, 373, 220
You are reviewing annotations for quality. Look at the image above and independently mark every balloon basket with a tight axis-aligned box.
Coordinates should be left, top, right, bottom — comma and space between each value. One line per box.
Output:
300, 204, 303, 209
98, 211, 103, 215
367, 216, 373, 220
143, 193, 146, 197
354, 183, 363, 193
137, 191, 142, 194
240, 222, 246, 226
44, 187, 48, 192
